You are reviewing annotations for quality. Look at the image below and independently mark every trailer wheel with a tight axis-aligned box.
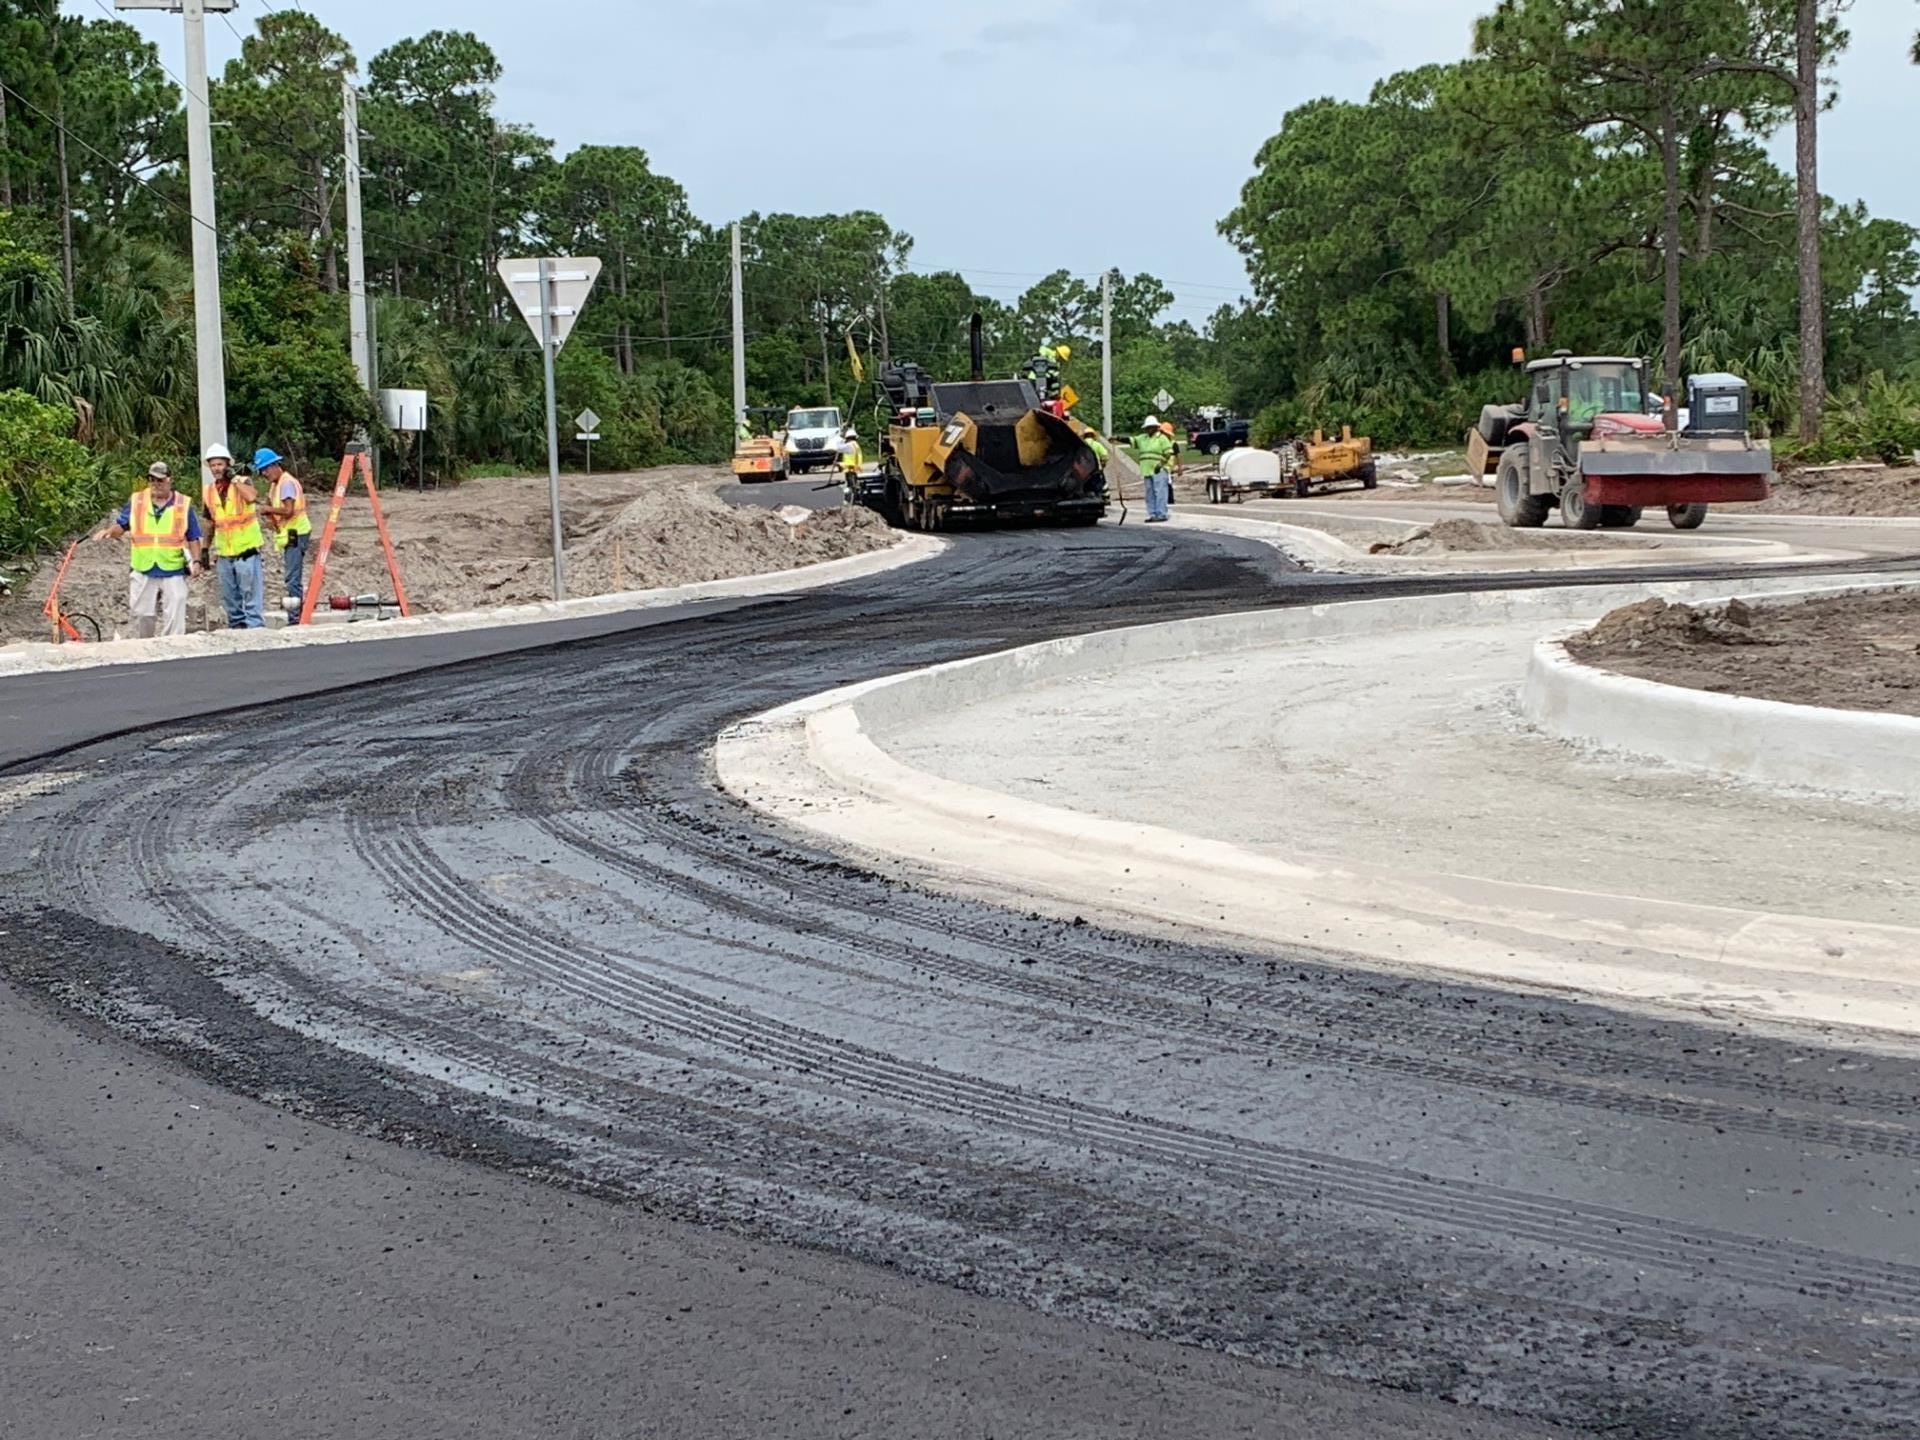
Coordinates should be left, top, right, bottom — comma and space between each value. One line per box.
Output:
1599, 505, 1643, 528
1293, 470, 1312, 499
1359, 462, 1378, 490
1560, 477, 1602, 530
1496, 452, 1550, 528
1207, 478, 1224, 504
1668, 503, 1708, 530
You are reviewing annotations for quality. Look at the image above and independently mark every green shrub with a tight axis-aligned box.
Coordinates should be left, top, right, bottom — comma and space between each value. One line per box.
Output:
0, 388, 128, 559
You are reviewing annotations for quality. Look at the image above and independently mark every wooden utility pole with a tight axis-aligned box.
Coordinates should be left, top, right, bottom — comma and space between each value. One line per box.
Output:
1794, 0, 1825, 444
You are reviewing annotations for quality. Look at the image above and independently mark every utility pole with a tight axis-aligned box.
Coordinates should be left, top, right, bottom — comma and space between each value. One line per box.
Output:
342, 76, 372, 397
730, 222, 747, 426
1101, 268, 1113, 439
119, 0, 236, 472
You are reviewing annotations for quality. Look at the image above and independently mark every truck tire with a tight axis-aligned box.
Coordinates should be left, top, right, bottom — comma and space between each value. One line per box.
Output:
1496, 452, 1549, 528
1599, 505, 1643, 528
1359, 462, 1378, 490
1202, 440, 1222, 456
1668, 503, 1708, 530
1560, 477, 1601, 530
1476, 404, 1519, 449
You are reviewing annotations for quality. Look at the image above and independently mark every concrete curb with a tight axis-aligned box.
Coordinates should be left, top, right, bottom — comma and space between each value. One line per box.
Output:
1521, 583, 1920, 800
1167, 507, 1836, 573
716, 569, 1920, 1041
0, 532, 945, 678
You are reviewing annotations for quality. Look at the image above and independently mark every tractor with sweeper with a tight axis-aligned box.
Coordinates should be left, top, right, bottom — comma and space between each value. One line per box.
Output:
1469, 351, 1772, 531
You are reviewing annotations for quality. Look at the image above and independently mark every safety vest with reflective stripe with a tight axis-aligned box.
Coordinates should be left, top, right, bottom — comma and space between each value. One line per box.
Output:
127, 489, 191, 573
205, 480, 264, 558
274, 476, 311, 550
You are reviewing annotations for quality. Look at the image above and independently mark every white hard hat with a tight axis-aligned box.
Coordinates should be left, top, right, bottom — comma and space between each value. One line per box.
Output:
204, 442, 233, 462
1142, 414, 1160, 429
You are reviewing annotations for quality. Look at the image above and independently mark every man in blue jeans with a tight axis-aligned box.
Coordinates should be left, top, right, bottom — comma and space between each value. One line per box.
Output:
201, 443, 266, 628
1129, 415, 1178, 522
255, 448, 311, 622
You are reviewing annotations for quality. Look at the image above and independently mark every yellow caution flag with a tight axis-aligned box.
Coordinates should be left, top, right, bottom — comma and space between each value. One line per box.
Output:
845, 331, 866, 384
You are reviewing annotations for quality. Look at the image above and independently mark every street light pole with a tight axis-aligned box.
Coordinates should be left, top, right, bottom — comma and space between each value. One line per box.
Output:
119, 0, 236, 474
730, 222, 747, 426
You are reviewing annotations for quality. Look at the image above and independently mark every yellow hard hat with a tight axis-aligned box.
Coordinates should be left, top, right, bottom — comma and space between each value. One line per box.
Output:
1054, 344, 1072, 362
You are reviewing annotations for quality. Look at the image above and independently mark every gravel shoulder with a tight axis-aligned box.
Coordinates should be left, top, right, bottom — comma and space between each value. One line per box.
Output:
1571, 589, 1920, 717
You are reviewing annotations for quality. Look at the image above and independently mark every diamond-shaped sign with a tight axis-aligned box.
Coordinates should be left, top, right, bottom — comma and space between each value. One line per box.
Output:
1154, 388, 1175, 411
497, 256, 602, 352
574, 408, 601, 435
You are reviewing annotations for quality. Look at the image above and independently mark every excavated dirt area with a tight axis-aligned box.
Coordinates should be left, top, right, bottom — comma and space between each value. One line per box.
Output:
1371, 516, 1652, 555
1569, 590, 1920, 716
0, 466, 891, 641
1752, 462, 1920, 516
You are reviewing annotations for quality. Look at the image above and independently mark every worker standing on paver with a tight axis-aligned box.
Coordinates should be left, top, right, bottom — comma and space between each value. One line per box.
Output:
90, 461, 204, 638
200, 443, 266, 629
1128, 415, 1179, 523
254, 448, 312, 624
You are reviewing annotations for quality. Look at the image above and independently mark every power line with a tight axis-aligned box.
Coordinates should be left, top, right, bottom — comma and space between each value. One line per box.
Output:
0, 78, 218, 240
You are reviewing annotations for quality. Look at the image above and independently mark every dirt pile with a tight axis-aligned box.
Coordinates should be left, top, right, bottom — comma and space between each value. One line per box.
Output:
1755, 462, 1920, 517
0, 467, 893, 642
1371, 518, 1600, 555
1574, 597, 1770, 651
1570, 590, 1920, 716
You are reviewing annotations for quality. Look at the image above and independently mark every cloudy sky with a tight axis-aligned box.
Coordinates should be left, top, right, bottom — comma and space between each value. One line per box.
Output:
107, 0, 1916, 321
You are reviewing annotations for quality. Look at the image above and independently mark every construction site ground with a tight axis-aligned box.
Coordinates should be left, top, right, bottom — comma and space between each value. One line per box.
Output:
1572, 589, 1920, 717
881, 608, 1920, 931
0, 465, 891, 644
1203, 452, 1920, 516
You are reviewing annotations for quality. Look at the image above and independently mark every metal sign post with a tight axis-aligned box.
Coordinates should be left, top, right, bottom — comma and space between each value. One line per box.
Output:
575, 408, 600, 476
498, 257, 601, 601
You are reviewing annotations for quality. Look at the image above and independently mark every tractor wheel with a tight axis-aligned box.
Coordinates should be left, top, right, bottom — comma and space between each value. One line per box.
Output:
1496, 452, 1550, 528
1359, 462, 1378, 490
1668, 503, 1709, 530
1599, 505, 1643, 529
1560, 476, 1602, 530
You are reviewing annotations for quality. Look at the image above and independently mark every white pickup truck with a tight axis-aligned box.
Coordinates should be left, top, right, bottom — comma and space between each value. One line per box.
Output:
782, 406, 852, 475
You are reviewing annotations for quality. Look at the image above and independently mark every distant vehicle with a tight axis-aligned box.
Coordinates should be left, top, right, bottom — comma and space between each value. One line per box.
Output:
1187, 417, 1250, 456
783, 406, 852, 475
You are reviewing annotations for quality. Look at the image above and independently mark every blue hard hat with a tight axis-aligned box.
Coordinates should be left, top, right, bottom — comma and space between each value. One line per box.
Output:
252, 447, 284, 470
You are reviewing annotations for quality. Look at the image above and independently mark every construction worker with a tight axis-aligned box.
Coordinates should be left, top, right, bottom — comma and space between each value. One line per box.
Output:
838, 425, 864, 484
1128, 414, 1178, 522
200, 442, 266, 629
1021, 343, 1070, 401
736, 414, 752, 444
1082, 429, 1110, 468
254, 448, 312, 623
90, 460, 204, 638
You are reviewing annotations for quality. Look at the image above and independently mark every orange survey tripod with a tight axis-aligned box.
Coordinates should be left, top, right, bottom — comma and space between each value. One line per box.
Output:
296, 448, 412, 627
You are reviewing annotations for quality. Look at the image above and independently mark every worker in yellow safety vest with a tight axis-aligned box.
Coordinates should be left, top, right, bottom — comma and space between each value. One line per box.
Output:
254, 448, 312, 623
200, 443, 266, 629
90, 460, 205, 638
839, 426, 864, 484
